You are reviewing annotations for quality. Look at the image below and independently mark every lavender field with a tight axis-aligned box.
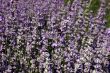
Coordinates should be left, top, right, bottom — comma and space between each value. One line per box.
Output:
0, 0, 110, 73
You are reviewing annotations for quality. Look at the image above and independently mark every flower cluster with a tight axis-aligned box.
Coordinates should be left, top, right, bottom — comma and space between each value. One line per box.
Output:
0, 0, 110, 73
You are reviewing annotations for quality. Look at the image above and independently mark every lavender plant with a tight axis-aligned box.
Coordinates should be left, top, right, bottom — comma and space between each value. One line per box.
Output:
0, 0, 110, 73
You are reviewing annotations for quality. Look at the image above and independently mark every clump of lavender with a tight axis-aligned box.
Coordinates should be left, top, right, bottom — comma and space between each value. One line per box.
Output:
0, 0, 110, 73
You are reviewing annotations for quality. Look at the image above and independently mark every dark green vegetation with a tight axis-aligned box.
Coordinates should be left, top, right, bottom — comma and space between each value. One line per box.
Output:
105, 8, 110, 28
105, 0, 110, 28
88, 0, 100, 14
83, 0, 100, 14
64, 0, 74, 5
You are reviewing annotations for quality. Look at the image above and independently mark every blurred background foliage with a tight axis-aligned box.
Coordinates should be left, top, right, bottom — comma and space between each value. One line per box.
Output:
88, 0, 100, 15
105, 0, 110, 28
64, 0, 110, 28
64, 0, 74, 5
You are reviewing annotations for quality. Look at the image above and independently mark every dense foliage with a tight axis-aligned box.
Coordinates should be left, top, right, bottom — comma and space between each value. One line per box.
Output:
0, 0, 110, 73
